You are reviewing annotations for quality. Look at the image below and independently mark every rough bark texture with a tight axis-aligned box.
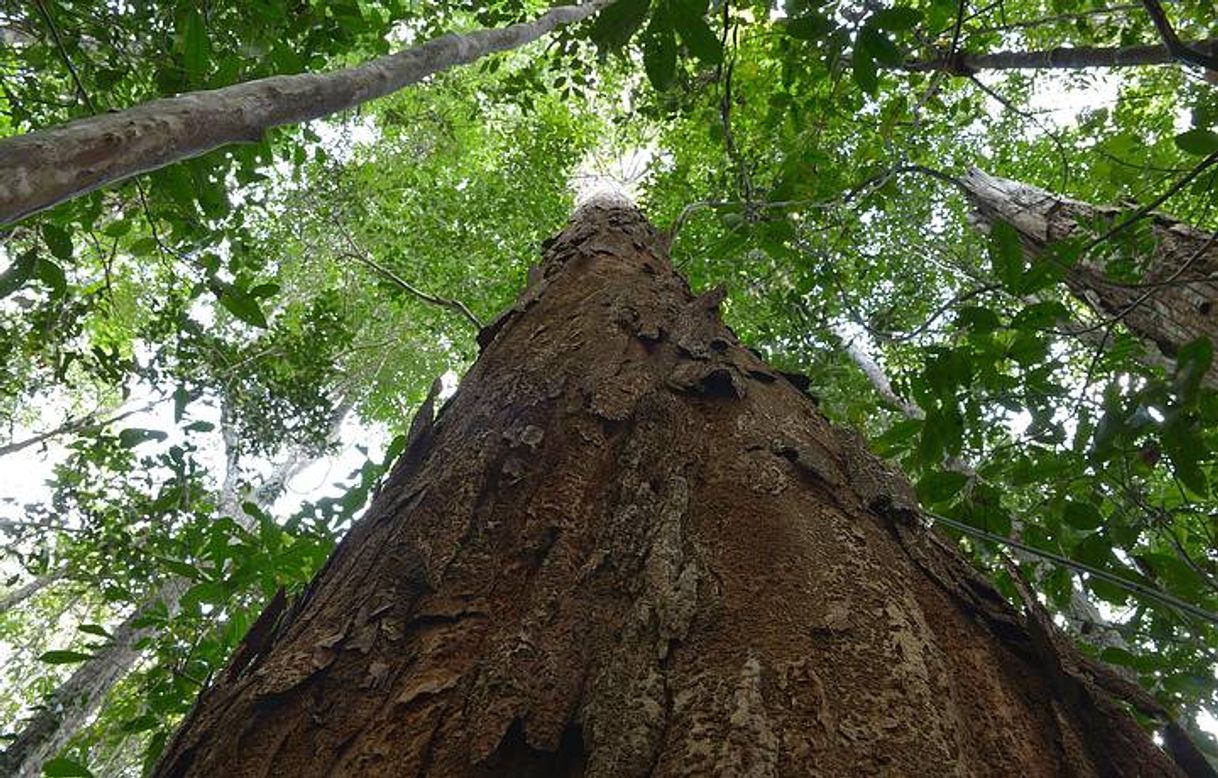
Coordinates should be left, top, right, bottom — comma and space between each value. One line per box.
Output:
962, 168, 1218, 387
0, 0, 612, 225
155, 200, 1190, 777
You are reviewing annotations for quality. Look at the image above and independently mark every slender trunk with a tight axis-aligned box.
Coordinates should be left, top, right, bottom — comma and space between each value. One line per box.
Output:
0, 405, 348, 776
905, 37, 1218, 74
961, 167, 1218, 387
0, 578, 189, 778
0, 0, 614, 225
0, 568, 66, 616
155, 198, 1197, 777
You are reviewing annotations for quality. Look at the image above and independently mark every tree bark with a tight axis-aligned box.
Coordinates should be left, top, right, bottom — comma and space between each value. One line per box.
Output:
0, 567, 66, 616
961, 168, 1218, 387
0, 0, 614, 226
154, 198, 1197, 777
905, 37, 1218, 74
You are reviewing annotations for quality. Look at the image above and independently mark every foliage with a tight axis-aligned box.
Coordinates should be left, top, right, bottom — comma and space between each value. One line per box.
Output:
3, 0, 1218, 773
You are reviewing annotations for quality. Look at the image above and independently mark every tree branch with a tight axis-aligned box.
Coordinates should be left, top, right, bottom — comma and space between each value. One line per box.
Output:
905, 36, 1218, 73
1138, 0, 1218, 72
0, 0, 618, 224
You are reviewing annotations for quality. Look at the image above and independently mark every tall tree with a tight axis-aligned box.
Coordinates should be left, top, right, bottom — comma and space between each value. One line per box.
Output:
960, 166, 1218, 386
0, 0, 614, 224
153, 198, 1204, 776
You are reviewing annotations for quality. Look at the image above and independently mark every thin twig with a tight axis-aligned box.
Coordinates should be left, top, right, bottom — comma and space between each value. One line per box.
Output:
337, 236, 482, 331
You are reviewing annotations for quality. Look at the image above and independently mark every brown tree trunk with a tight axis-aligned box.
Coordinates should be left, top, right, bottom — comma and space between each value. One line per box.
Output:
154, 198, 1197, 777
961, 168, 1218, 387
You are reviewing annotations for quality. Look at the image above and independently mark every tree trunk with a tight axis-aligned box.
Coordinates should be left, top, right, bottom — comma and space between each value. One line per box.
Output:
0, 0, 613, 225
152, 197, 1200, 777
0, 404, 346, 776
0, 578, 188, 778
961, 168, 1218, 387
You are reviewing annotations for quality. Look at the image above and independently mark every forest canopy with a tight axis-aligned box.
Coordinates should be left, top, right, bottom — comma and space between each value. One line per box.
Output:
1, 0, 1217, 774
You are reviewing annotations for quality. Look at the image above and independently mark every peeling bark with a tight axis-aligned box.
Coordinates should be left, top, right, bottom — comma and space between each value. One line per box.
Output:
0, 0, 613, 225
155, 200, 1195, 777
961, 168, 1218, 387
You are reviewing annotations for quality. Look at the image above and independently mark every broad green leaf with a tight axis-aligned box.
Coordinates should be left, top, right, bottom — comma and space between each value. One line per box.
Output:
217, 285, 269, 328
671, 0, 722, 64
859, 25, 902, 67
41, 223, 74, 260
1174, 128, 1218, 156
42, 757, 94, 777
852, 45, 878, 96
36, 256, 67, 297
590, 0, 650, 51
181, 9, 210, 81
1062, 500, 1103, 530
916, 470, 969, 503
785, 14, 833, 41
643, 13, 678, 91
118, 428, 168, 448
871, 6, 922, 31
39, 650, 94, 665
1173, 336, 1213, 403
78, 624, 112, 638
988, 220, 1024, 290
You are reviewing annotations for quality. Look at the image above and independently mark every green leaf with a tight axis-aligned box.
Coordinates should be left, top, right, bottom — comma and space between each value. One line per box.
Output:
871, 6, 922, 31
589, 0, 650, 51
78, 624, 112, 638
39, 650, 94, 665
42, 757, 94, 777
671, 0, 722, 64
41, 223, 74, 260
1173, 336, 1213, 402
249, 282, 281, 299
1162, 415, 1209, 496
1062, 499, 1103, 530
859, 25, 902, 67
181, 9, 210, 80
173, 385, 190, 423
0, 249, 38, 298
1174, 128, 1218, 156
216, 284, 269, 328
181, 580, 227, 610
118, 428, 168, 448
916, 470, 969, 504
643, 14, 678, 91
786, 13, 833, 41
852, 45, 878, 96
184, 420, 216, 432
36, 256, 67, 297
988, 220, 1024, 290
